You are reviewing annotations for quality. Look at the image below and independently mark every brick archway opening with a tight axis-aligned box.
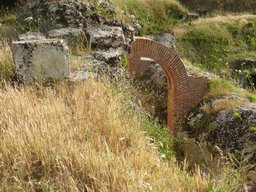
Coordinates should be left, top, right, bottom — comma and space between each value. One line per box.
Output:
127, 37, 209, 133
133, 57, 168, 121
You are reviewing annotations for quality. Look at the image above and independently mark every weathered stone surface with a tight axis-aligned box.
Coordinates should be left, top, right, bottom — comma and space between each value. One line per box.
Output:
16, 0, 88, 33
93, 48, 121, 66
11, 39, 70, 83
86, 25, 124, 49
210, 106, 256, 155
71, 54, 129, 81
146, 33, 177, 49
18, 32, 46, 41
48, 27, 85, 46
231, 57, 256, 88
71, 71, 94, 82
16, 0, 139, 57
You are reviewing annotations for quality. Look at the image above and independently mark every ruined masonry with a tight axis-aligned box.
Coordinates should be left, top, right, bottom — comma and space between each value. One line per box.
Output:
127, 37, 209, 133
11, 39, 70, 84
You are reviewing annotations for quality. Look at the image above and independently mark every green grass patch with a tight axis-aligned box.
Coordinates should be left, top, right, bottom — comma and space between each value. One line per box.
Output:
206, 78, 256, 102
112, 0, 189, 35
175, 15, 256, 74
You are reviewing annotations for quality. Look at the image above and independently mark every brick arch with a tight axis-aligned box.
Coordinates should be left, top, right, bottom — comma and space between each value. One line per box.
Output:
127, 37, 209, 133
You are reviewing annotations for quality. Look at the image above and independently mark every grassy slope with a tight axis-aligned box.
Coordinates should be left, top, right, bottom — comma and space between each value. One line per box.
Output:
175, 15, 256, 73
112, 0, 189, 35
0, 0, 254, 191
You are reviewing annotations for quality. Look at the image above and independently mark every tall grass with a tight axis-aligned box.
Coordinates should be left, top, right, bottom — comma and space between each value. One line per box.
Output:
0, 77, 211, 191
0, 40, 16, 81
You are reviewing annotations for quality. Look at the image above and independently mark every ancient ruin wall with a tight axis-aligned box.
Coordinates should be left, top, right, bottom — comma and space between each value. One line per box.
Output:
127, 37, 209, 133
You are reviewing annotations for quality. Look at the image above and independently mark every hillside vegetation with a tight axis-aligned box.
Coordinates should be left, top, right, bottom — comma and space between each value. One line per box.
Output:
0, 0, 255, 191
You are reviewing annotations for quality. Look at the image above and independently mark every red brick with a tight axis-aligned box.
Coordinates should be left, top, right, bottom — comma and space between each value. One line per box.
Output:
128, 37, 209, 133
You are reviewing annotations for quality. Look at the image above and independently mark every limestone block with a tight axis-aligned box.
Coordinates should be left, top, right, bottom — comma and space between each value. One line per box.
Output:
86, 25, 125, 49
146, 33, 176, 49
19, 32, 46, 41
11, 39, 70, 83
93, 48, 121, 66
48, 27, 85, 46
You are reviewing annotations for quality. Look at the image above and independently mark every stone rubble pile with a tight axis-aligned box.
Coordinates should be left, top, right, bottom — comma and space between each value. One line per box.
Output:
12, 0, 141, 83
16, 0, 140, 65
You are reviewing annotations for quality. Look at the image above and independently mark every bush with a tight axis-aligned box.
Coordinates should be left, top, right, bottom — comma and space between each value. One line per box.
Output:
247, 21, 254, 28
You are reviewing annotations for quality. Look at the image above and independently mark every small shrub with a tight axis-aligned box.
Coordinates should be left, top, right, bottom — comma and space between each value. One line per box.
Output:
234, 112, 241, 119
250, 127, 256, 132
247, 21, 254, 28
209, 123, 216, 132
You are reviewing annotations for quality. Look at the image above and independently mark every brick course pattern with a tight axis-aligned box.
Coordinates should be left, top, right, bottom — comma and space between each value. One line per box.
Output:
127, 37, 209, 133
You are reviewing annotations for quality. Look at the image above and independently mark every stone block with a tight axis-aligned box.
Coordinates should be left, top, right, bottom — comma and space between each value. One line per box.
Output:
48, 27, 85, 46
86, 25, 125, 49
11, 39, 70, 83
93, 48, 121, 66
19, 32, 46, 41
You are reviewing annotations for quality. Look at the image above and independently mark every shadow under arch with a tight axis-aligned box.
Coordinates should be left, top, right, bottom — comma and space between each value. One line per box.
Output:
127, 37, 209, 133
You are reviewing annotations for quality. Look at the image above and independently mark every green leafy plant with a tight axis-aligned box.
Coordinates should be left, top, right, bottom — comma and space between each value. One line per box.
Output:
209, 123, 216, 132
121, 54, 128, 68
247, 21, 254, 28
233, 109, 242, 120
188, 22, 194, 26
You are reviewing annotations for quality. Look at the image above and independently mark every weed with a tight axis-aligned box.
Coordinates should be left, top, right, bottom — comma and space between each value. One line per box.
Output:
209, 123, 216, 132
233, 109, 242, 120
121, 54, 127, 68
247, 21, 254, 28
175, 15, 256, 76
188, 22, 194, 26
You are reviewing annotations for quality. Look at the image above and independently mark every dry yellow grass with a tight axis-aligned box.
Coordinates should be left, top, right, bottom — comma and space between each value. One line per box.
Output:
200, 98, 244, 116
0, 40, 16, 81
70, 55, 86, 71
0, 78, 211, 191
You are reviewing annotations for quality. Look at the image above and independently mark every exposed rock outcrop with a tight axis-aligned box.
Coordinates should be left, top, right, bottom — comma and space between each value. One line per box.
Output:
210, 105, 256, 157
231, 57, 256, 88
179, 94, 256, 187
146, 33, 177, 50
